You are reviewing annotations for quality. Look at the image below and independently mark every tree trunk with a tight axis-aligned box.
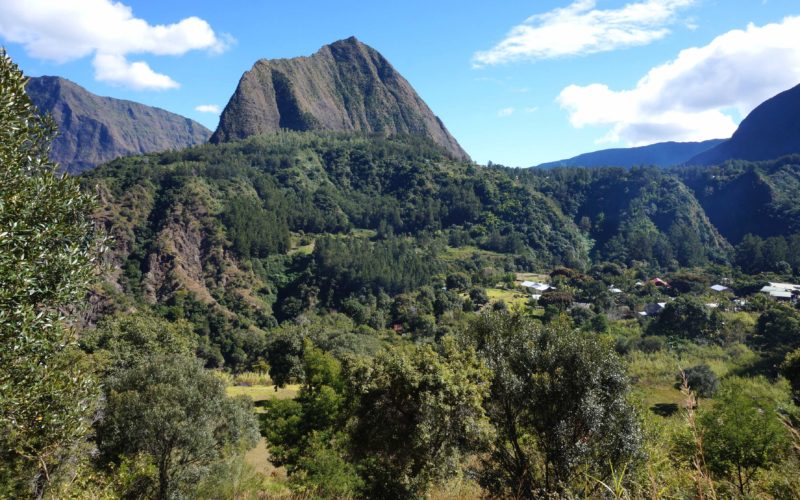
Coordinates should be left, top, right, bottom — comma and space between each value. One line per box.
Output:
158, 456, 171, 500
737, 462, 744, 495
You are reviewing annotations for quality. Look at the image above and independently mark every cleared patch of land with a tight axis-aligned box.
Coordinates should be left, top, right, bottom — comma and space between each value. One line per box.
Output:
226, 384, 301, 402
514, 272, 549, 283
440, 245, 506, 262
486, 287, 531, 308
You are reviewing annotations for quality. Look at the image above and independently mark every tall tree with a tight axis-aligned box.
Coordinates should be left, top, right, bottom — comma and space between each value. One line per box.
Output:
347, 338, 492, 498
96, 354, 259, 499
468, 312, 642, 497
0, 49, 101, 496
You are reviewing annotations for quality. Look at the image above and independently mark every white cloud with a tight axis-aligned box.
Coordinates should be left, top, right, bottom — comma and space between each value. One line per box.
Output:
195, 104, 221, 114
557, 16, 800, 145
473, 0, 695, 67
94, 53, 179, 90
497, 107, 515, 117
0, 0, 231, 90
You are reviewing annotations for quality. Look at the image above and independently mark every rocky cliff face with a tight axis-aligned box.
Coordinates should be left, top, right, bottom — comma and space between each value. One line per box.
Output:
26, 76, 211, 173
211, 37, 469, 161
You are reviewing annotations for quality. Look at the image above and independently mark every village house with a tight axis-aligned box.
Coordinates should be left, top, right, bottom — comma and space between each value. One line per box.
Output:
521, 281, 551, 292
642, 302, 668, 316
760, 282, 800, 301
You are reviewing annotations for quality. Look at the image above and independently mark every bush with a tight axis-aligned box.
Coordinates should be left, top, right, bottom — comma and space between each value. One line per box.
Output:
695, 377, 792, 495
445, 272, 471, 291
468, 286, 489, 306
676, 364, 718, 398
347, 338, 491, 498
634, 335, 666, 353
539, 290, 574, 311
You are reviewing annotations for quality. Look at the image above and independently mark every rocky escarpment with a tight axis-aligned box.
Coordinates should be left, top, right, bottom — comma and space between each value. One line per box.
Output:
26, 76, 211, 173
211, 36, 469, 161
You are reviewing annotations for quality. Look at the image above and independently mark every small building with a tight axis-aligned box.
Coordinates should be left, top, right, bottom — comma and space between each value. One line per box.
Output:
760, 282, 800, 301
608, 286, 623, 294
644, 302, 667, 315
769, 282, 800, 292
769, 290, 793, 301
521, 281, 551, 292
710, 284, 729, 292
650, 278, 670, 288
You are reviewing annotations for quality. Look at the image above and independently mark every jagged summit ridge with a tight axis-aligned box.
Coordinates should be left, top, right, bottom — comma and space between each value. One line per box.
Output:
211, 37, 469, 160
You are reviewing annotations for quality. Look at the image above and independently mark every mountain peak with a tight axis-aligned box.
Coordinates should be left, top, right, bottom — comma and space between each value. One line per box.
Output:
331, 35, 362, 46
689, 82, 800, 165
25, 76, 211, 173
210, 39, 469, 160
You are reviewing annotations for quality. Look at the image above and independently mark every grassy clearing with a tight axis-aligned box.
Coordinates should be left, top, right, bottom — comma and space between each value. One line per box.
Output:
633, 382, 685, 415
486, 287, 531, 308
288, 233, 315, 255
226, 384, 300, 403
515, 272, 549, 283
627, 342, 760, 417
350, 228, 377, 238
440, 245, 506, 262
244, 438, 287, 479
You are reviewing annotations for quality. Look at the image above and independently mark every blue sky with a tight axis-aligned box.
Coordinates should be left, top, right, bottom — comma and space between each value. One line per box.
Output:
1, 0, 799, 166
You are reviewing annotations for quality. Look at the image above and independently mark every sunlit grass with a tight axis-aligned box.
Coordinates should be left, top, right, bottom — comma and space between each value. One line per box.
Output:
515, 272, 549, 283
485, 287, 531, 308
226, 384, 301, 402
440, 245, 505, 261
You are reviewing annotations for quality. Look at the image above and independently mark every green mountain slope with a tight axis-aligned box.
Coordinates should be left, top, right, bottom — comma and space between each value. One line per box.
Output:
677, 156, 800, 243
83, 132, 586, 367
518, 167, 732, 266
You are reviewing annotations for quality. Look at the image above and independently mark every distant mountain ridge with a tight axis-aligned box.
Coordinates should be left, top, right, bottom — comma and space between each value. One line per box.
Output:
688, 82, 800, 165
211, 36, 469, 161
26, 76, 211, 173
536, 139, 724, 169
537, 82, 800, 170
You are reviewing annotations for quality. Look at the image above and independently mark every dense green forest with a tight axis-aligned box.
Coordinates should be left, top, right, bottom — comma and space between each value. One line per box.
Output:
3, 50, 800, 499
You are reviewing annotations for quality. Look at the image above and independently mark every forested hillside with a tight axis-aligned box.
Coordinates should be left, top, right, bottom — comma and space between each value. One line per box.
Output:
83, 131, 589, 369
677, 155, 800, 242
79, 131, 800, 373
518, 166, 732, 267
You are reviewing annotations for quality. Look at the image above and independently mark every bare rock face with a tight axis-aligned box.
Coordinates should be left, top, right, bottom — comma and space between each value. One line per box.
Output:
26, 76, 211, 173
211, 36, 469, 161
